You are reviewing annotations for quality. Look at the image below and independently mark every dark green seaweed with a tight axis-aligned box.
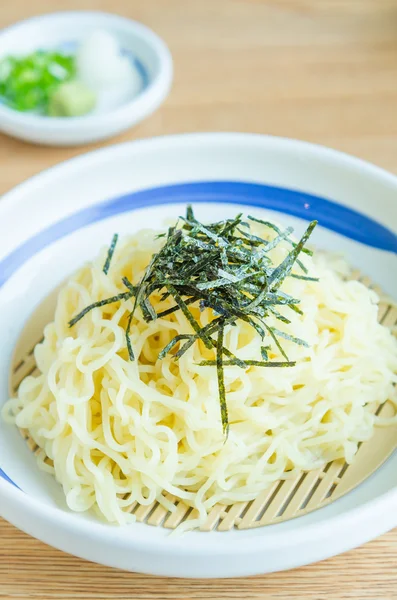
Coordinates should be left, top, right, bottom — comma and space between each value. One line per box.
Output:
216, 320, 228, 435
103, 234, 119, 275
199, 359, 296, 367
68, 205, 318, 434
68, 291, 132, 327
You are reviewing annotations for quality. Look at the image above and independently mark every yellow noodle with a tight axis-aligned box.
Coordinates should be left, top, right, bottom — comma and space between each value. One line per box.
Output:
2, 222, 397, 526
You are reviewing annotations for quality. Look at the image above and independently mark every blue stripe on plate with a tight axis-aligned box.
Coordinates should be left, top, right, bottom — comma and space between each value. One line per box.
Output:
0, 468, 20, 489
0, 181, 396, 290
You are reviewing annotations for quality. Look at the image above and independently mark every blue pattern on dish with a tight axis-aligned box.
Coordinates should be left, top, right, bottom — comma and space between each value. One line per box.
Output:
0, 468, 19, 489
0, 180, 396, 290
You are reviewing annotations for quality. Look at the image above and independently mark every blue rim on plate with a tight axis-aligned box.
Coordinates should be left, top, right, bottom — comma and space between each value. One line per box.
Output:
0, 180, 396, 290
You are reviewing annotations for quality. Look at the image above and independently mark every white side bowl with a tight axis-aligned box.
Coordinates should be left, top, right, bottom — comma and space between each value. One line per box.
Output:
0, 133, 396, 578
0, 12, 173, 146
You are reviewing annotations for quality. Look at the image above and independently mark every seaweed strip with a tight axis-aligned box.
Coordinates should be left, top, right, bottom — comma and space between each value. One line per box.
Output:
103, 234, 118, 275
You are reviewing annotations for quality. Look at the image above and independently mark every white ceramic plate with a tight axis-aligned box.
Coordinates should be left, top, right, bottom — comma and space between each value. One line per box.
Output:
0, 133, 396, 578
0, 12, 173, 146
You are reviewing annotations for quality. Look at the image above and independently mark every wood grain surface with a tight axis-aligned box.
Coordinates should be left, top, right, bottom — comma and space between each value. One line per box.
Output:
1, 0, 397, 598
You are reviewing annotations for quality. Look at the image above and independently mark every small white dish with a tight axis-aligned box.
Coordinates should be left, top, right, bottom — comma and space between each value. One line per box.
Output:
0, 12, 173, 146
0, 133, 396, 578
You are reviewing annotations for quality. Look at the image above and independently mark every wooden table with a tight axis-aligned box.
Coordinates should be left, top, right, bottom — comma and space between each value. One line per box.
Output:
1, 1, 397, 598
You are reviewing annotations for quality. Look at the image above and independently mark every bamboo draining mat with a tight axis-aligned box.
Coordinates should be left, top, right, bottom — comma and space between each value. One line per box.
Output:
1, 0, 397, 597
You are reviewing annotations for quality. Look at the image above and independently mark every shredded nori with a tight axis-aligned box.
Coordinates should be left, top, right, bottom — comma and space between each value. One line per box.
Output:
69, 206, 318, 434
199, 359, 296, 367
102, 234, 118, 275
68, 291, 132, 327
216, 320, 228, 435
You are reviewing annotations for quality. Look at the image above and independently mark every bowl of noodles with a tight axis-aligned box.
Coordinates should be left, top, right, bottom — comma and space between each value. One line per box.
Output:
0, 133, 396, 578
